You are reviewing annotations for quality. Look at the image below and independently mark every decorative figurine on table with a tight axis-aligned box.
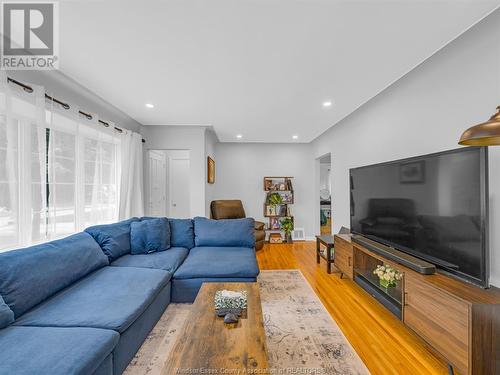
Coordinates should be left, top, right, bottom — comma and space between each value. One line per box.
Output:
214, 290, 247, 324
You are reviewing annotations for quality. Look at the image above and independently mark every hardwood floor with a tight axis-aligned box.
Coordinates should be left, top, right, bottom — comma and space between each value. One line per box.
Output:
257, 241, 449, 375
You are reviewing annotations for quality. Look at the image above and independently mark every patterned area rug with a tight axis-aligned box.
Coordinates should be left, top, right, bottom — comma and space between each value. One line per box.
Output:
124, 270, 370, 375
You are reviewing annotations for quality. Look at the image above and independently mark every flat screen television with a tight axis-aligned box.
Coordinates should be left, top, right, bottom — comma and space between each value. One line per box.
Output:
350, 147, 489, 287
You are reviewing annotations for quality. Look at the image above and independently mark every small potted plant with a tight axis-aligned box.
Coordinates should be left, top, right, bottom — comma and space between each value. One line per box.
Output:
280, 217, 294, 243
268, 192, 283, 206
373, 264, 402, 288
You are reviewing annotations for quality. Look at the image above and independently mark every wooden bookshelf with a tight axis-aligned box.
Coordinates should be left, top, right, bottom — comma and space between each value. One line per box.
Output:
263, 177, 294, 243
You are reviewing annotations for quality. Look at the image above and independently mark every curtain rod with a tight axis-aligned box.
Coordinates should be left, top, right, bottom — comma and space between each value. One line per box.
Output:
6, 76, 146, 143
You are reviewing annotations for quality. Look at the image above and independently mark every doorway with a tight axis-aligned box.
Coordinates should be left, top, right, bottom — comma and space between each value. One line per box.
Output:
319, 154, 332, 235
147, 150, 190, 218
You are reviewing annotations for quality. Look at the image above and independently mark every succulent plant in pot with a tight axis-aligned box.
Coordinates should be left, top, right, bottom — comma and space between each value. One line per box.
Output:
280, 217, 294, 243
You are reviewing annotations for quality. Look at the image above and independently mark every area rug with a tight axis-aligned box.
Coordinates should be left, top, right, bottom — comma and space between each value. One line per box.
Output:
124, 270, 370, 375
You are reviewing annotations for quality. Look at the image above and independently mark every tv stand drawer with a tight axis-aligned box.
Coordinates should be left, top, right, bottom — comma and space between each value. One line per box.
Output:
334, 236, 353, 279
404, 276, 469, 374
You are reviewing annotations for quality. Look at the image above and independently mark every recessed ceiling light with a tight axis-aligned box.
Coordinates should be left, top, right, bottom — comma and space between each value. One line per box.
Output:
145, 103, 154, 108
292, 135, 299, 140
323, 101, 332, 107
236, 134, 243, 139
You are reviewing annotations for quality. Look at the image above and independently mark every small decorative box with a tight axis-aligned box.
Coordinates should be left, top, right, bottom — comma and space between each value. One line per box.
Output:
214, 290, 247, 310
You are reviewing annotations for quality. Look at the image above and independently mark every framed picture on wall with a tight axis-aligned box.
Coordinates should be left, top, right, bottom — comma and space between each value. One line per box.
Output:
399, 161, 425, 184
207, 156, 215, 184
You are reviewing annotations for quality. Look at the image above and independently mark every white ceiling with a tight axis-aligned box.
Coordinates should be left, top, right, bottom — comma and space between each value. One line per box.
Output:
58, 0, 500, 143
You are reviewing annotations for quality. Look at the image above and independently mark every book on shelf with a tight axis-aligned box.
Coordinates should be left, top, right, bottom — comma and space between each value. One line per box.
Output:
265, 205, 275, 216
269, 217, 281, 230
264, 204, 291, 217
264, 204, 287, 217
319, 248, 334, 258
264, 177, 294, 192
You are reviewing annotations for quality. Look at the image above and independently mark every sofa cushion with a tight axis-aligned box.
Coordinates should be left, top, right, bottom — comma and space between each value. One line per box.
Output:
0, 232, 108, 318
0, 295, 14, 329
0, 326, 118, 375
112, 284, 171, 375
15, 266, 170, 333
85, 217, 140, 261
141, 217, 195, 249
172, 277, 256, 303
111, 246, 189, 273
131, 217, 170, 254
173, 246, 259, 279
169, 218, 195, 249
194, 217, 255, 248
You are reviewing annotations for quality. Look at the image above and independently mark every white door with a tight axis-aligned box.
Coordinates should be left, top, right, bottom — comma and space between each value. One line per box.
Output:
148, 151, 167, 216
168, 158, 190, 218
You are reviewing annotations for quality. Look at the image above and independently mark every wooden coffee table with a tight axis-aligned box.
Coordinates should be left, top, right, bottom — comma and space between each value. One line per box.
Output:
161, 282, 269, 374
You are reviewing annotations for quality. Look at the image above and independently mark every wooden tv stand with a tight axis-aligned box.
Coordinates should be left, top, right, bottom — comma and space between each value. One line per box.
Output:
334, 234, 500, 375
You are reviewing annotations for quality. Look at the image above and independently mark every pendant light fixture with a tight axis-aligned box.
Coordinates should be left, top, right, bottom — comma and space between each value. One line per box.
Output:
459, 105, 500, 146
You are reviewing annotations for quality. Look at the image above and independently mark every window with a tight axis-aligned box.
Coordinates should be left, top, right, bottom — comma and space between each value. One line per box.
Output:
0, 87, 120, 251
0, 117, 19, 248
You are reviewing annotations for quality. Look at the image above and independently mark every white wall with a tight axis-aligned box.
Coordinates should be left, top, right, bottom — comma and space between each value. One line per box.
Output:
311, 9, 500, 286
8, 70, 142, 132
212, 143, 316, 238
141, 126, 208, 217
205, 128, 218, 216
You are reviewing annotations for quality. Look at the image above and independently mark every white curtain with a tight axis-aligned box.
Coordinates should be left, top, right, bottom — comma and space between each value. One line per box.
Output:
40, 98, 122, 238
118, 130, 144, 219
0, 72, 46, 248
77, 114, 120, 228
0, 72, 141, 251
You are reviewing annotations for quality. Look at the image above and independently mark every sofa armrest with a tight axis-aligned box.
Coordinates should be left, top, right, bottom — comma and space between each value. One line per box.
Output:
254, 221, 265, 231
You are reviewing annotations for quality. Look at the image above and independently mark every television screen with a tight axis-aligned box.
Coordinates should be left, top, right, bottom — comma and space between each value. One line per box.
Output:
350, 147, 488, 287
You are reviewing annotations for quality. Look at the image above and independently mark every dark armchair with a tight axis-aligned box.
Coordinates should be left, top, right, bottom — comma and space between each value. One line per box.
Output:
210, 200, 265, 250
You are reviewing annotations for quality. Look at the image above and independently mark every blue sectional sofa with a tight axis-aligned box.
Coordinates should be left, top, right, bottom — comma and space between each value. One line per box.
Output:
0, 216, 259, 375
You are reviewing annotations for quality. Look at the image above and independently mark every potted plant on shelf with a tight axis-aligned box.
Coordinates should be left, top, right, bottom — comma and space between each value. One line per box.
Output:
373, 264, 402, 288
280, 217, 294, 243
268, 192, 283, 206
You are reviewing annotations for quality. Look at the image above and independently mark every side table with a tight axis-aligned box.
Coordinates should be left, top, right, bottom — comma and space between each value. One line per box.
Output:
316, 234, 335, 273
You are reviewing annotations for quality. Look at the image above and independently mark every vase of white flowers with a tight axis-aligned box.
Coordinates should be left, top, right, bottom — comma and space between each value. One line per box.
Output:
373, 264, 402, 288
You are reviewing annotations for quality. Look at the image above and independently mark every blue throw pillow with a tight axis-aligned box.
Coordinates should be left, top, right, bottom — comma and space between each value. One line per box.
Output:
0, 295, 14, 329
131, 217, 171, 254
194, 217, 255, 248
140, 217, 195, 249
168, 218, 195, 249
85, 218, 140, 261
